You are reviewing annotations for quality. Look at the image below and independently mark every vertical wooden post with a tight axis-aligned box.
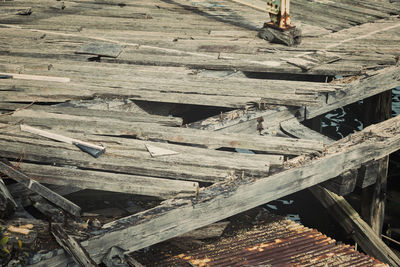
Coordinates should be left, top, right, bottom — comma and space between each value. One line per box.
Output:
361, 90, 392, 236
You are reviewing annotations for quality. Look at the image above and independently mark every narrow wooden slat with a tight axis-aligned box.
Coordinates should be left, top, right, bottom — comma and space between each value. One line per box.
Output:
0, 160, 81, 217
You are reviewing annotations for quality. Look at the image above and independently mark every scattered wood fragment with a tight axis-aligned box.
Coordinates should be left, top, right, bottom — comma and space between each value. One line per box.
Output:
0, 73, 70, 83
310, 185, 400, 267
0, 160, 81, 217
51, 224, 98, 267
20, 124, 105, 158
145, 144, 179, 158
7, 225, 31, 235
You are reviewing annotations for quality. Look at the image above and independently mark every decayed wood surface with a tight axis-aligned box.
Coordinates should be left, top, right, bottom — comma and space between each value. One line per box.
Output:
0, 160, 81, 217
14, 162, 200, 199
51, 224, 98, 267
0, 103, 183, 127
310, 185, 400, 267
0, 129, 277, 183
34, 114, 400, 265
0, 0, 399, 112
280, 118, 358, 195
0, 111, 324, 156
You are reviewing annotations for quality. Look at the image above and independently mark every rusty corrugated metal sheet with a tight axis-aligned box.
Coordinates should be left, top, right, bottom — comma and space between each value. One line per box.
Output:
153, 217, 387, 266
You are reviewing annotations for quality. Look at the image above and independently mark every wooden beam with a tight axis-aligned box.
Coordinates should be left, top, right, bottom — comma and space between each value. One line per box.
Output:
0, 160, 81, 217
361, 90, 392, 236
15, 162, 200, 199
280, 118, 357, 196
309, 185, 400, 267
36, 114, 400, 265
51, 224, 98, 267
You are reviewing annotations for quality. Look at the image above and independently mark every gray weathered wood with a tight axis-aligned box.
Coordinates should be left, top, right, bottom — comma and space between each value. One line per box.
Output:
357, 159, 381, 188
35, 114, 400, 265
280, 118, 357, 195
0, 160, 81, 217
0, 110, 324, 155
310, 185, 400, 267
15, 162, 200, 199
51, 224, 98, 267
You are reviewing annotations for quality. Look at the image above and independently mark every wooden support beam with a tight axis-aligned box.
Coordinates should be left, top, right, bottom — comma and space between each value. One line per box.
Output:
361, 90, 392, 236
280, 118, 357, 195
309, 185, 400, 267
0, 160, 81, 217
361, 157, 389, 236
51, 224, 98, 267
35, 114, 400, 265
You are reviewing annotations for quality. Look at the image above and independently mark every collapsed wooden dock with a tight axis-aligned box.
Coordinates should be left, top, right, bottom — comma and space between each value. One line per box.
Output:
1, 0, 400, 266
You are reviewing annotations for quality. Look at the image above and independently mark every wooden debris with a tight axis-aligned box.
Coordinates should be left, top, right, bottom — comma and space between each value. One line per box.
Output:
0, 179, 17, 219
145, 144, 179, 158
0, 72, 70, 83
20, 124, 105, 158
0, 160, 81, 217
310, 185, 400, 267
51, 224, 98, 267
7, 225, 31, 235
30, 195, 65, 223
44, 114, 400, 264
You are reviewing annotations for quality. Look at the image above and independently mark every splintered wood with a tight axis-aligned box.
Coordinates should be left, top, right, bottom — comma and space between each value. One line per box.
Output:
0, 0, 399, 265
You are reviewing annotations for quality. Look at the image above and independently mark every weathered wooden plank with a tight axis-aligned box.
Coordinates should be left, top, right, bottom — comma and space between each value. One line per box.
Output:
280, 118, 358, 196
15, 162, 200, 199
0, 160, 81, 217
307, 66, 400, 120
37, 114, 400, 265
310, 185, 400, 267
0, 111, 324, 155
0, 103, 183, 127
51, 224, 98, 267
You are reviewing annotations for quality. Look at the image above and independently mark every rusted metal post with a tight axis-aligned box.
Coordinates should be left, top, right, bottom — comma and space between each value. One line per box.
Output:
259, 0, 301, 46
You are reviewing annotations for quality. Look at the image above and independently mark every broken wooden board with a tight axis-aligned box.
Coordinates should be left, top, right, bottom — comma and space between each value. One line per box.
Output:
310, 185, 400, 267
0, 132, 273, 184
0, 160, 81, 217
145, 144, 179, 158
21, 124, 105, 158
0, 103, 183, 127
12, 162, 200, 199
34, 114, 400, 265
0, 110, 325, 155
51, 224, 98, 267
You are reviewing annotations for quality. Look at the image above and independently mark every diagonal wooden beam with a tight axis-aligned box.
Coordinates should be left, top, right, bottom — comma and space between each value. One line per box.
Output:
72, 114, 400, 263
310, 185, 400, 267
